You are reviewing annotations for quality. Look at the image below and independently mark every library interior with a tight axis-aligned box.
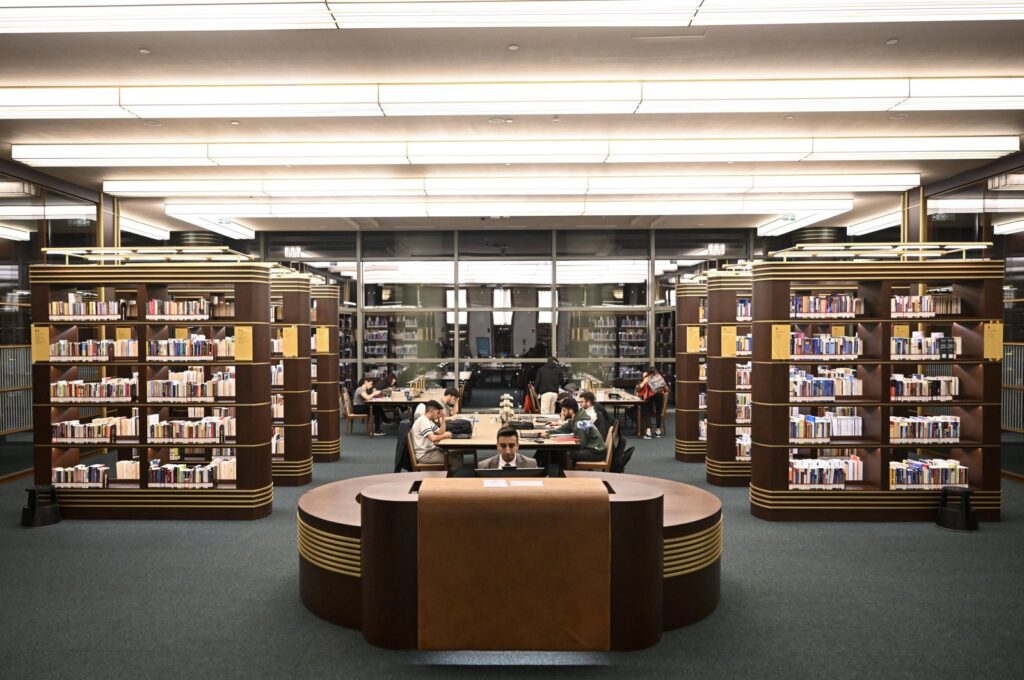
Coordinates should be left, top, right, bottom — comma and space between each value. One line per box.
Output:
1, 3, 1023, 678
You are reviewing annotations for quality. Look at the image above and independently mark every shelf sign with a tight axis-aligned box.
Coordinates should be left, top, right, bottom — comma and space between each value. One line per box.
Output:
283, 324, 299, 358
984, 321, 1004, 360
721, 325, 737, 358
771, 324, 790, 360
174, 327, 189, 340
115, 327, 132, 342
893, 324, 911, 339
315, 326, 331, 353
31, 324, 49, 363
235, 326, 253, 361
831, 325, 845, 339
686, 326, 701, 353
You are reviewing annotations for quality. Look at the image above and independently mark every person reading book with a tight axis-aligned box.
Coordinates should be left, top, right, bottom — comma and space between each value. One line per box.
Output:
477, 427, 538, 469
544, 398, 605, 465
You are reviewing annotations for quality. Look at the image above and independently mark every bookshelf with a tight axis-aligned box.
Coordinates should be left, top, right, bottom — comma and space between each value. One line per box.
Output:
30, 260, 273, 520
270, 273, 313, 485
338, 309, 356, 391
705, 269, 752, 486
1, 297, 31, 438
311, 285, 341, 463
674, 279, 706, 462
749, 256, 1003, 521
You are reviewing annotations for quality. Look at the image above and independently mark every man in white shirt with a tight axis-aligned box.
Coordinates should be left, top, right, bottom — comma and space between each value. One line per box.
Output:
413, 387, 460, 420
477, 427, 539, 469
412, 400, 453, 466
578, 390, 598, 422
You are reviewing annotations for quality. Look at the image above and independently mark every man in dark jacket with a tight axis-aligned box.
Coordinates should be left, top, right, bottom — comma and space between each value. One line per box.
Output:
534, 356, 563, 414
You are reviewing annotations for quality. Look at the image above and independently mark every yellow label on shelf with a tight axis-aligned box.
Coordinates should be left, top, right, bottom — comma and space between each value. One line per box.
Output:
893, 324, 911, 339
686, 326, 701, 353
174, 327, 189, 340
721, 325, 737, 358
315, 326, 331, 353
31, 324, 49, 363
283, 324, 299, 358
771, 324, 790, 360
831, 325, 845, 338
115, 327, 132, 342
235, 326, 253, 361
984, 321, 1004, 360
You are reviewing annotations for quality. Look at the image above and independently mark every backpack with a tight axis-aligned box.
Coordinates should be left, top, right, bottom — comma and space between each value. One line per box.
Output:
647, 373, 667, 393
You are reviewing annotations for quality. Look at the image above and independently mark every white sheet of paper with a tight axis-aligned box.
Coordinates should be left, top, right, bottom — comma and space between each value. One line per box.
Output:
482, 480, 509, 488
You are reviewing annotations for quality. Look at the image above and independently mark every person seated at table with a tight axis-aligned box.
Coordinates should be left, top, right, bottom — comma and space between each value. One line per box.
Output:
412, 400, 455, 467
545, 398, 606, 465
578, 390, 598, 422
353, 375, 384, 437
413, 387, 460, 420
374, 372, 398, 393
478, 427, 539, 469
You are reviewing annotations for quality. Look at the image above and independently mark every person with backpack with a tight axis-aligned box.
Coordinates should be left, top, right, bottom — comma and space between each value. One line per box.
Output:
636, 367, 669, 440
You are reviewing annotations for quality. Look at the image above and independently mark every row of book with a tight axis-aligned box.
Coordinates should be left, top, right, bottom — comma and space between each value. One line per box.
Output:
790, 333, 863, 359
890, 294, 961, 319
272, 426, 285, 454
789, 412, 863, 442
736, 298, 752, 321
788, 455, 864, 489
735, 334, 752, 355
49, 298, 136, 321
52, 463, 109, 487
51, 376, 137, 402
889, 415, 960, 443
789, 367, 863, 401
736, 393, 751, 422
790, 294, 863, 319
736, 431, 751, 460
147, 373, 236, 401
49, 339, 137, 361
115, 460, 140, 480
272, 393, 284, 418
736, 362, 751, 389
146, 298, 210, 320
889, 458, 968, 488
699, 391, 707, 410
698, 417, 707, 442
890, 333, 961, 360
890, 374, 959, 401
699, 363, 707, 381
146, 414, 237, 443
271, 363, 284, 386
146, 336, 235, 360
148, 461, 219, 488
52, 414, 139, 443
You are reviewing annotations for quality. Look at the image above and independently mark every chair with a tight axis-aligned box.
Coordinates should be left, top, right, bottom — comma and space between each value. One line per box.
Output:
575, 421, 619, 472
342, 389, 369, 435
407, 430, 446, 472
528, 383, 544, 413
394, 419, 413, 472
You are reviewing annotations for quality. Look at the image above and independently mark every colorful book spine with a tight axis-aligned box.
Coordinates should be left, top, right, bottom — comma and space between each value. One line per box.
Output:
736, 393, 752, 423
115, 460, 140, 480
790, 333, 862, 359
699, 391, 707, 410
699, 362, 707, 381
146, 335, 234, 361
698, 417, 707, 442
52, 413, 139, 443
50, 375, 137, 402
146, 298, 210, 320
272, 426, 285, 454
52, 463, 109, 488
272, 393, 285, 419
49, 339, 137, 362
735, 334, 752, 356
48, 296, 136, 321
890, 294, 961, 319
147, 461, 219, 488
789, 367, 863, 401
789, 412, 862, 442
889, 458, 968, 489
736, 362, 751, 389
271, 363, 284, 386
890, 333, 962, 360
146, 414, 237, 443
890, 374, 959, 401
736, 298, 752, 321
790, 294, 863, 319
889, 415, 960, 443
789, 456, 862, 489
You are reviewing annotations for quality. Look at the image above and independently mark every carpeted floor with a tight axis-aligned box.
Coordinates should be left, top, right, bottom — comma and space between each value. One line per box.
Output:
1, 416, 1022, 679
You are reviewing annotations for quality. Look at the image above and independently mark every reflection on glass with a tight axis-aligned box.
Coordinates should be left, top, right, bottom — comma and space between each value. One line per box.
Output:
363, 260, 453, 307
458, 260, 553, 308
361, 231, 453, 258
558, 230, 648, 257
655, 310, 675, 359
556, 310, 649, 359
459, 230, 552, 257
565, 361, 648, 388
557, 259, 648, 307
362, 311, 454, 360
362, 361, 456, 389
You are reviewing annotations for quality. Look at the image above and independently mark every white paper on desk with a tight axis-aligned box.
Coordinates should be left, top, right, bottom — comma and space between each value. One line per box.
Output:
510, 481, 543, 487
482, 480, 509, 488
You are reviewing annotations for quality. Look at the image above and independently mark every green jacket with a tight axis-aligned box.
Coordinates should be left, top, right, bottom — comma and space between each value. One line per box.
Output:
553, 411, 605, 452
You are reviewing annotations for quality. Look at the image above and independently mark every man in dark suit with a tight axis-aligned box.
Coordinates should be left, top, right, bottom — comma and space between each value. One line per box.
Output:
477, 427, 539, 469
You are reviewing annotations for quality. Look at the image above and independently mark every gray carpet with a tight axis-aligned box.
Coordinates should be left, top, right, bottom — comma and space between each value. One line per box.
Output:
1, 417, 1022, 680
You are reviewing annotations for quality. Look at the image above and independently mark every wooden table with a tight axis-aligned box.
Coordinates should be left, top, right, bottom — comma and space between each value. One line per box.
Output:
594, 388, 645, 436
441, 412, 578, 471
296, 471, 722, 650
366, 388, 447, 438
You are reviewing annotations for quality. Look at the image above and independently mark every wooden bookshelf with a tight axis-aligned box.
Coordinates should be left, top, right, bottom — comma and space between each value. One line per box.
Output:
271, 273, 313, 485
749, 258, 1003, 521
311, 285, 341, 463
674, 279, 706, 462
706, 270, 752, 486
30, 262, 273, 520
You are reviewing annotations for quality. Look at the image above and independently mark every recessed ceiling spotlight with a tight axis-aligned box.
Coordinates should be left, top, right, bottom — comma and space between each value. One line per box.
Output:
507, 44, 520, 51
142, 120, 162, 127
488, 117, 505, 124
885, 38, 899, 45
229, 120, 241, 126
889, 112, 910, 119
137, 47, 152, 54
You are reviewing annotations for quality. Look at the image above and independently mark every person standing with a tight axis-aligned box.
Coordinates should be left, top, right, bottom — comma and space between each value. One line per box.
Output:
636, 367, 669, 439
534, 356, 564, 414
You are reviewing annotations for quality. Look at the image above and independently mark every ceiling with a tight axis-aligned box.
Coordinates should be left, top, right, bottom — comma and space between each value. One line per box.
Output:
1, 19, 1023, 235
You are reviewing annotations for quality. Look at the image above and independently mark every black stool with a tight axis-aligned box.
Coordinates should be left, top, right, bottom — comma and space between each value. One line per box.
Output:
936, 486, 978, 532
21, 485, 61, 527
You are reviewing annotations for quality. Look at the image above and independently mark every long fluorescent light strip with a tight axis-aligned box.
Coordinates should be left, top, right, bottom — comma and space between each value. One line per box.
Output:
119, 218, 170, 241
994, 219, 1024, 235
1, 2, 1022, 33
8, 77, 1024, 119
17, 137, 1016, 168
105, 174, 920, 197
846, 211, 902, 236
0, 223, 31, 241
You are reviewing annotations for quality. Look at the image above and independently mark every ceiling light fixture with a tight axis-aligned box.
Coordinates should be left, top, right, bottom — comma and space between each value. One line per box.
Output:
0, 223, 32, 241
22, 136, 1012, 167
846, 211, 902, 236
119, 217, 170, 240
994, 218, 1024, 235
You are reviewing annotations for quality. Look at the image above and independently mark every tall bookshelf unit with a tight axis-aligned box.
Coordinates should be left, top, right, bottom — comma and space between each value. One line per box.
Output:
749, 257, 1004, 521
31, 261, 273, 519
311, 285, 341, 463
270, 273, 313, 485
338, 307, 356, 392
706, 270, 753, 486
674, 279, 707, 462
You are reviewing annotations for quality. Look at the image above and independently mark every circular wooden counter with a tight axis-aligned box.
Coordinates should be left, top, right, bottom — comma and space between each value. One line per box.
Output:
297, 471, 722, 650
